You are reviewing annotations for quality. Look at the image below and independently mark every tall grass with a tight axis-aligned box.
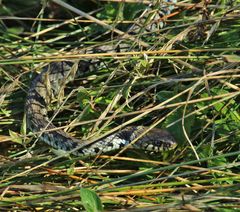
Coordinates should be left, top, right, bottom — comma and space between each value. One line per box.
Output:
0, 0, 240, 211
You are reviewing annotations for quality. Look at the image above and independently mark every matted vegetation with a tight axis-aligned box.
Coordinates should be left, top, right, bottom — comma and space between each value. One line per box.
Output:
0, 0, 240, 211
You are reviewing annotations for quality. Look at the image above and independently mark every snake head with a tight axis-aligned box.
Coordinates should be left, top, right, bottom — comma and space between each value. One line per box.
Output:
127, 126, 177, 153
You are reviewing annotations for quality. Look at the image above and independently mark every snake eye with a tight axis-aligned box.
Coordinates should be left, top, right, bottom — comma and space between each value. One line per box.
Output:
154, 140, 163, 146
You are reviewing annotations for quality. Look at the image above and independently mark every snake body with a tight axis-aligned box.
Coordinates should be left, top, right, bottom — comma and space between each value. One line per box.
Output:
25, 1, 177, 157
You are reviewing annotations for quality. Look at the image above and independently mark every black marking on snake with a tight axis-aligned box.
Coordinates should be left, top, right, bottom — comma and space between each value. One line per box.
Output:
27, 92, 47, 108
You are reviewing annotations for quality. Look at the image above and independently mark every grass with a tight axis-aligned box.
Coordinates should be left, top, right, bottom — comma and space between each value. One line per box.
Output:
0, 0, 240, 211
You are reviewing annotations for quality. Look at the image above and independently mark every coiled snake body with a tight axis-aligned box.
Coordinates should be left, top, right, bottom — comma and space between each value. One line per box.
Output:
25, 1, 177, 157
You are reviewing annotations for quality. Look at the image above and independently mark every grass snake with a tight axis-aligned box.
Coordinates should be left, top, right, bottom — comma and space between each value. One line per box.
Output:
25, 1, 177, 156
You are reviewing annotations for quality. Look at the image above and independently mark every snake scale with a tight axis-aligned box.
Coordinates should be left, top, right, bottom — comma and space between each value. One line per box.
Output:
25, 1, 177, 157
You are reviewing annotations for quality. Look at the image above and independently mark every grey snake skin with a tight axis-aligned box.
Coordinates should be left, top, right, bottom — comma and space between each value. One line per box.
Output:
25, 1, 177, 156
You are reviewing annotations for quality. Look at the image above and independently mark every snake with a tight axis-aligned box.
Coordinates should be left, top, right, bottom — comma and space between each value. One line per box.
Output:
25, 1, 177, 157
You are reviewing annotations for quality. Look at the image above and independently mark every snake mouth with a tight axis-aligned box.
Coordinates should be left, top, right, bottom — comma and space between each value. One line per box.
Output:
168, 140, 178, 150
